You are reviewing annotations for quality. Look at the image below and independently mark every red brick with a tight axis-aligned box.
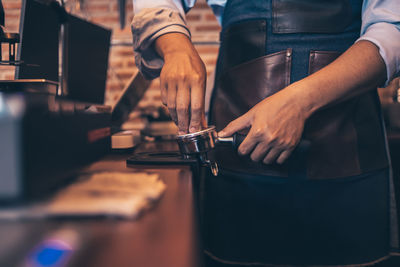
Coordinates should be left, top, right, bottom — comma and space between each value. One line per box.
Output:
3, 1, 21, 10
126, 60, 136, 67
4, 25, 19, 32
3, 9, 20, 16
107, 84, 124, 91
112, 27, 133, 37
109, 60, 124, 68
5, 12, 20, 19
192, 2, 210, 9
186, 14, 201, 21
195, 46, 219, 54
111, 2, 133, 12
115, 49, 134, 57
205, 14, 218, 22
91, 15, 120, 25
85, 3, 111, 13
204, 58, 217, 66
115, 70, 135, 80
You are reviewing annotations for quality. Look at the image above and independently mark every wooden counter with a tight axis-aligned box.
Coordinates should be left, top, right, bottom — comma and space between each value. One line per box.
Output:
0, 151, 203, 267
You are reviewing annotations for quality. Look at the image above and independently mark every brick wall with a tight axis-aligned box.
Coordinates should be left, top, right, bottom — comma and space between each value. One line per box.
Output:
0, 0, 220, 108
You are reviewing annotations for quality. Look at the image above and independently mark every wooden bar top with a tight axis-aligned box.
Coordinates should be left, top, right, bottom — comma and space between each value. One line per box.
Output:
0, 151, 202, 267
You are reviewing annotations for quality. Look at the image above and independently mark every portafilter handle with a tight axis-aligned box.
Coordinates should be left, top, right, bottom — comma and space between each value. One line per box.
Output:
176, 127, 247, 176
216, 133, 246, 151
206, 133, 245, 176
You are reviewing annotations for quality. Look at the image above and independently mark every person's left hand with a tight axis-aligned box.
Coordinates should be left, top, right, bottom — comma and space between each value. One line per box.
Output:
218, 90, 308, 164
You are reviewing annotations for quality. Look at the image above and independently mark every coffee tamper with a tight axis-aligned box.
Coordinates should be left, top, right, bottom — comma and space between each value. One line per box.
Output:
176, 126, 245, 176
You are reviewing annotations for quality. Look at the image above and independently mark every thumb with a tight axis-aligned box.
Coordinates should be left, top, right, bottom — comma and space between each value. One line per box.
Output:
218, 112, 251, 137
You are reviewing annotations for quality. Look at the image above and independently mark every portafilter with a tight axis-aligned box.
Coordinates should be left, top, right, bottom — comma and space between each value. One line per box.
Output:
176, 126, 245, 176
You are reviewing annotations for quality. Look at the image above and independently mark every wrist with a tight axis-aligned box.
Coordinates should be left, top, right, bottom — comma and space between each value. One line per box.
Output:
283, 81, 321, 120
155, 32, 195, 59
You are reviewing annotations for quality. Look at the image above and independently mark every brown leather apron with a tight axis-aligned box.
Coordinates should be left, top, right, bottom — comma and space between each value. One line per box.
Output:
209, 12, 389, 179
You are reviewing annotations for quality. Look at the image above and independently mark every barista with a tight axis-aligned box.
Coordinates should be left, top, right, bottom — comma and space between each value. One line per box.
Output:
132, 0, 400, 266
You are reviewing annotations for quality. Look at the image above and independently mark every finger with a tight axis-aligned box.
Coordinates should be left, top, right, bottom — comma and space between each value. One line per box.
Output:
159, 74, 168, 105
167, 82, 178, 125
176, 81, 190, 134
250, 142, 271, 162
237, 129, 259, 156
201, 113, 207, 128
218, 113, 252, 137
189, 80, 205, 133
276, 149, 294, 164
263, 147, 283, 164
161, 84, 167, 106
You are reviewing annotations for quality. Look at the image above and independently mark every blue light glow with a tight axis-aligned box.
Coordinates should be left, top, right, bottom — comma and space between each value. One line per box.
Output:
26, 239, 73, 267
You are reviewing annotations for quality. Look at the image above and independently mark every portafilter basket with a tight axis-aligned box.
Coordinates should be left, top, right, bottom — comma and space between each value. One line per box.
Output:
176, 126, 246, 176
176, 126, 219, 176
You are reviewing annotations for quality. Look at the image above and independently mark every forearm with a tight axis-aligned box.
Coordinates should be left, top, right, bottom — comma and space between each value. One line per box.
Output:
285, 40, 386, 118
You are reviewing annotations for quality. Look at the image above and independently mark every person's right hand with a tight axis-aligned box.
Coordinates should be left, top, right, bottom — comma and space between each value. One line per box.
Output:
155, 33, 207, 134
378, 77, 400, 104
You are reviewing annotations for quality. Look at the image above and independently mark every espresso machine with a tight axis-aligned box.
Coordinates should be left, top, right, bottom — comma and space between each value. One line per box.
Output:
0, 0, 112, 201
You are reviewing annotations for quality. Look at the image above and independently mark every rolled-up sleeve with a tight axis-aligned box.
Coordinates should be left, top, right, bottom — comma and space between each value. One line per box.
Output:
132, 1, 196, 79
356, 0, 400, 86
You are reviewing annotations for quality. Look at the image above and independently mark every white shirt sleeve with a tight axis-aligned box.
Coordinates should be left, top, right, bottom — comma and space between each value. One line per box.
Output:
131, 0, 196, 79
356, 0, 400, 86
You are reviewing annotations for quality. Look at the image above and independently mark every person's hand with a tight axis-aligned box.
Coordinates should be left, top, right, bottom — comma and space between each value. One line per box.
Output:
378, 77, 400, 104
218, 88, 308, 164
155, 33, 207, 134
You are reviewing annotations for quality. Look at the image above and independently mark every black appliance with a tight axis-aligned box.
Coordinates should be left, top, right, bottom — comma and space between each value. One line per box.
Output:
0, 92, 111, 201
